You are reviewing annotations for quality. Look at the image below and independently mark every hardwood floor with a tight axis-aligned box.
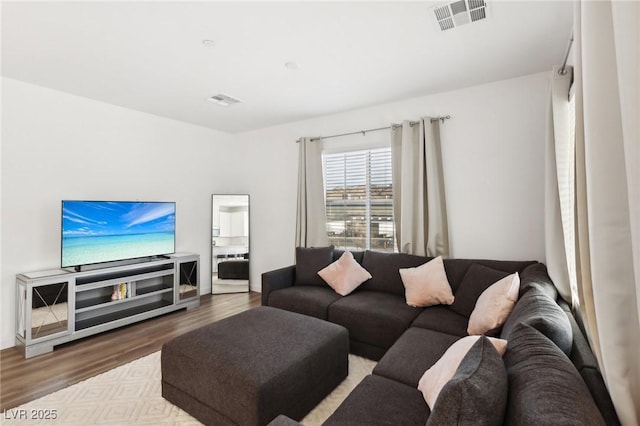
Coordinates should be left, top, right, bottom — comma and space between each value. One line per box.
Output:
0, 292, 261, 411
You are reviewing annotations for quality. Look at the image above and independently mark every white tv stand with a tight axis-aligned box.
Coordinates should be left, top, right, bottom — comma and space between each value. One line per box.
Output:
15, 253, 199, 358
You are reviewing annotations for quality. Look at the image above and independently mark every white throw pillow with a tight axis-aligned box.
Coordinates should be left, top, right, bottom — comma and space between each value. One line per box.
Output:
417, 335, 508, 410
318, 251, 372, 296
467, 273, 520, 335
399, 256, 454, 307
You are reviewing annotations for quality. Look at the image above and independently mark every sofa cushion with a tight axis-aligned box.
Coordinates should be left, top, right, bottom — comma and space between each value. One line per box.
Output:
503, 323, 606, 426
333, 249, 364, 264
418, 335, 507, 410
442, 259, 535, 293
425, 336, 508, 426
328, 291, 422, 350
318, 251, 372, 296
268, 287, 342, 320
399, 256, 454, 307
295, 246, 334, 287
467, 273, 519, 335
450, 263, 510, 318
500, 289, 573, 355
411, 306, 469, 337
323, 374, 429, 426
360, 250, 432, 296
373, 327, 460, 387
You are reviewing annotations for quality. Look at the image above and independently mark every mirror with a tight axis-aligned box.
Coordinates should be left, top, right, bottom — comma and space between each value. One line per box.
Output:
29, 281, 69, 340
211, 194, 250, 294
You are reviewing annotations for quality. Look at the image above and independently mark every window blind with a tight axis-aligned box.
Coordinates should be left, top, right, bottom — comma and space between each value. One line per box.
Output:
323, 147, 395, 252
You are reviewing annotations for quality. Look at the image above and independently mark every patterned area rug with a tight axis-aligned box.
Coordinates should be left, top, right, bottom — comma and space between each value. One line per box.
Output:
4, 352, 375, 425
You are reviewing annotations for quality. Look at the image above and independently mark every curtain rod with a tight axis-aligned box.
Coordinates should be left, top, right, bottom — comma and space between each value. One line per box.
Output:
559, 33, 574, 76
296, 115, 451, 143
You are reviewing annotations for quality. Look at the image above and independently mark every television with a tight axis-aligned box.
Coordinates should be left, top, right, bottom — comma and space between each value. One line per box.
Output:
61, 200, 176, 269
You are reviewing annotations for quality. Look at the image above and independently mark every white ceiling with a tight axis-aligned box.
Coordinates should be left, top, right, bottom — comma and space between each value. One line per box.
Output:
1, 1, 573, 133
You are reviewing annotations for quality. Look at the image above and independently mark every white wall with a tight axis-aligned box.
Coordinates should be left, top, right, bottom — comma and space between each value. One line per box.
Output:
0, 77, 237, 349
237, 72, 550, 291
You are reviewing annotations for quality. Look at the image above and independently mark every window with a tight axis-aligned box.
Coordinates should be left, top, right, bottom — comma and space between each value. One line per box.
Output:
323, 147, 395, 252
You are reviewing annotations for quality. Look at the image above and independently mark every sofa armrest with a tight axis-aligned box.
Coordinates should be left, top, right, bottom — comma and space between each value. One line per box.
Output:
261, 265, 296, 306
558, 301, 621, 425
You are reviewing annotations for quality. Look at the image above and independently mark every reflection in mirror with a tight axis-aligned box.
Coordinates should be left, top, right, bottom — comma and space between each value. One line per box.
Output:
211, 194, 249, 294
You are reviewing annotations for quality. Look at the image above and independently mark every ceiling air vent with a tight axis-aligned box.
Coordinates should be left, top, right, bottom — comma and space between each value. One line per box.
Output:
431, 0, 488, 32
208, 93, 242, 107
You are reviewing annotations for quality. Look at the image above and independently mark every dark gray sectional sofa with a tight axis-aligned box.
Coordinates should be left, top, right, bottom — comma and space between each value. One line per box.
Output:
262, 247, 620, 426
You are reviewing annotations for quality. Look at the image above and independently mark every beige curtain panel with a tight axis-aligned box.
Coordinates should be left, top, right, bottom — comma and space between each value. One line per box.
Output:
391, 118, 449, 257
573, 1, 640, 424
295, 137, 329, 248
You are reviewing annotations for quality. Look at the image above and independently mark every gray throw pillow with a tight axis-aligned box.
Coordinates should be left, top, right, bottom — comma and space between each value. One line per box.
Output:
500, 289, 573, 355
503, 323, 606, 426
295, 246, 334, 287
426, 336, 507, 426
518, 263, 559, 299
450, 263, 510, 318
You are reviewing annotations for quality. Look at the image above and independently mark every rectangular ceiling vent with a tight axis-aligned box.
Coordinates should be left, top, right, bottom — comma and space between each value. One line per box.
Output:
208, 93, 242, 107
431, 0, 488, 32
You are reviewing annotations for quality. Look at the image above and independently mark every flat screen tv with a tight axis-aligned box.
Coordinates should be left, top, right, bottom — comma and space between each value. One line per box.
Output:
61, 200, 176, 269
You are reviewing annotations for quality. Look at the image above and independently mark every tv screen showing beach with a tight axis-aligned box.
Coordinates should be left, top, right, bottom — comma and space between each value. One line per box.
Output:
61, 201, 176, 268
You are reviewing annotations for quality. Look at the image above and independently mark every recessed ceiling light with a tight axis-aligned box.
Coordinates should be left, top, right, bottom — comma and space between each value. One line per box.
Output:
285, 61, 302, 70
202, 39, 216, 48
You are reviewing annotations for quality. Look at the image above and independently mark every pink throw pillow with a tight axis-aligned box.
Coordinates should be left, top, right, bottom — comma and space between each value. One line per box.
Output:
399, 256, 454, 307
318, 251, 372, 296
417, 335, 508, 410
467, 273, 520, 335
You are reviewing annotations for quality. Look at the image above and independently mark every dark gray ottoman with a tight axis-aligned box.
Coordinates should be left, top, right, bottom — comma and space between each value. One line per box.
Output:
161, 306, 349, 426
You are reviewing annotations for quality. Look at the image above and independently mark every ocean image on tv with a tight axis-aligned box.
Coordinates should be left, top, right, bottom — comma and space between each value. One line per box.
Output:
62, 201, 175, 268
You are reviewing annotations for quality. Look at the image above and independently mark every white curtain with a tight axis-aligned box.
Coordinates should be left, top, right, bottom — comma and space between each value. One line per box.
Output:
295, 137, 329, 248
573, 1, 640, 424
391, 118, 449, 257
544, 65, 576, 304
